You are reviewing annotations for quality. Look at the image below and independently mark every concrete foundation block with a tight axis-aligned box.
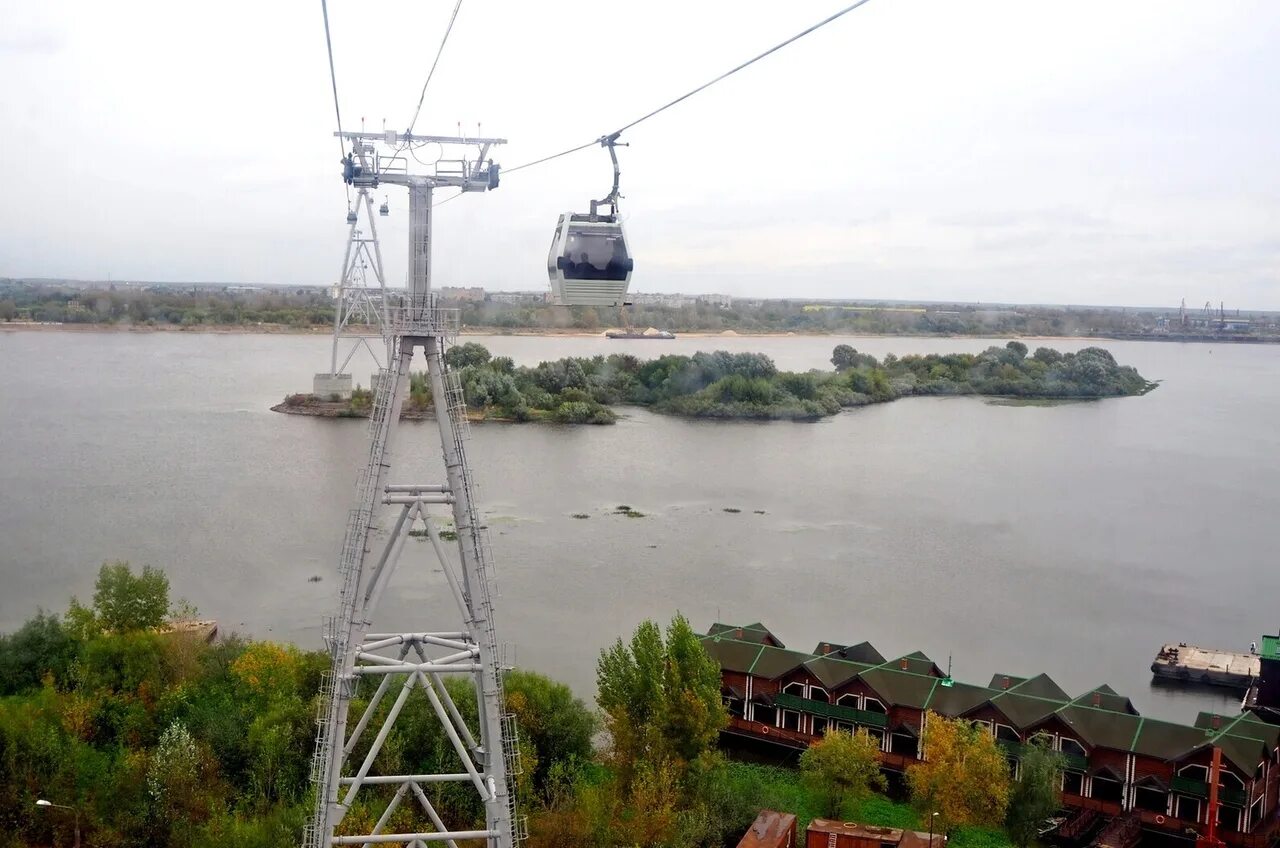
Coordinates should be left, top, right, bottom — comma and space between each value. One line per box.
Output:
313, 372, 353, 400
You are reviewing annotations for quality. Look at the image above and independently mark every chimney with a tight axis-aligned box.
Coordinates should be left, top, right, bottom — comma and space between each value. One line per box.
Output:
735, 628, 743, 639
1002, 676, 1010, 690
1212, 714, 1221, 730
900, 658, 909, 670
822, 643, 831, 655
1092, 692, 1101, 707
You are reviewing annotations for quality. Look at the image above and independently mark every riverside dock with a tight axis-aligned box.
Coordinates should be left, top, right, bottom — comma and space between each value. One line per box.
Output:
1150, 642, 1259, 688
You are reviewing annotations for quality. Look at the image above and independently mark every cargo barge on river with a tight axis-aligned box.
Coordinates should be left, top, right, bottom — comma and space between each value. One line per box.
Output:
703, 622, 1280, 848
1152, 642, 1261, 689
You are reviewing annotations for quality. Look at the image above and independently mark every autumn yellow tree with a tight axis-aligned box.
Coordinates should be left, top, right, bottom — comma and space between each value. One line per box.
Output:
800, 728, 887, 817
907, 712, 1011, 832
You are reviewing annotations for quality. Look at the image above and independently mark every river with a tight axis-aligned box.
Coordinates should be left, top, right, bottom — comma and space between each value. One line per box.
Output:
1, 328, 1276, 724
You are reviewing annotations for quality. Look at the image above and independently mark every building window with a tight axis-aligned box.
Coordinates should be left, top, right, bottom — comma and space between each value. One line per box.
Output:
995, 724, 1020, 743
782, 710, 800, 731
1063, 771, 1084, 795
1090, 775, 1123, 803
810, 686, 829, 703
834, 721, 855, 734
836, 694, 860, 708
1134, 787, 1167, 813
753, 704, 777, 726
1179, 764, 1210, 782
1061, 738, 1086, 758
890, 733, 918, 757
1250, 797, 1263, 830
783, 682, 806, 698
1176, 795, 1201, 823
812, 717, 828, 736
864, 697, 887, 714
725, 697, 743, 718
1030, 732, 1055, 749
1218, 806, 1241, 833
866, 728, 884, 745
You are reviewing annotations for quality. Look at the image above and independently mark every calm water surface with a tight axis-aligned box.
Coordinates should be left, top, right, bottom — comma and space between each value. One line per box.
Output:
1, 329, 1277, 724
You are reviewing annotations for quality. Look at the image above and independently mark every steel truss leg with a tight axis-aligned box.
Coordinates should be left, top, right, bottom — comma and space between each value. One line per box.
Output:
305, 334, 518, 848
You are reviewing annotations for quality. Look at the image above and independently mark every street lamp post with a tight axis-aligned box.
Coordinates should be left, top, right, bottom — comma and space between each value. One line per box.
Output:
929, 811, 940, 848
36, 799, 80, 848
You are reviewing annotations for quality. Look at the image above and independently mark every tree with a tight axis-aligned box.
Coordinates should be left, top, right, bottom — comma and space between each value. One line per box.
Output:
800, 728, 887, 817
832, 345, 878, 372
596, 614, 726, 790
72, 561, 171, 634
504, 669, 597, 801
443, 342, 492, 370
1007, 739, 1065, 847
907, 712, 1010, 832
832, 344, 858, 371
1005, 340, 1028, 358
0, 610, 76, 695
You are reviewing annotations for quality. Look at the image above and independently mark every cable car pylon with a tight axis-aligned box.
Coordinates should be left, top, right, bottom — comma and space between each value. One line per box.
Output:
304, 129, 522, 848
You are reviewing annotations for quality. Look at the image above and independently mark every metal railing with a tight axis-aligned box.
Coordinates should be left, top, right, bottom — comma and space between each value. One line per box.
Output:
384, 295, 459, 341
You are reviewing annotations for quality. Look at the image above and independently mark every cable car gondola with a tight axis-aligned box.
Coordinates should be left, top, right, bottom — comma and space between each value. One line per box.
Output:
379, 196, 389, 217
346, 204, 357, 224
546, 134, 633, 307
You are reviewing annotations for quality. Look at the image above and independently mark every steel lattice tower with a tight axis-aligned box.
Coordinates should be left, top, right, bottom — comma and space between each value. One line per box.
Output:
304, 131, 521, 848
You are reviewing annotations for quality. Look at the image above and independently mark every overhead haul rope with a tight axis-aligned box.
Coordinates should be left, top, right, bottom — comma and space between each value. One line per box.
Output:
379, 0, 465, 178
319, 0, 352, 204
504, 0, 878, 175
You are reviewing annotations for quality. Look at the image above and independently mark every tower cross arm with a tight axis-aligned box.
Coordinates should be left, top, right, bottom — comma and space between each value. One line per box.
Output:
335, 131, 507, 146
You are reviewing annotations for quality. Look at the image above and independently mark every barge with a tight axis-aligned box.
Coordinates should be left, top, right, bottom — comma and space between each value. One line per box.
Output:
1151, 643, 1260, 689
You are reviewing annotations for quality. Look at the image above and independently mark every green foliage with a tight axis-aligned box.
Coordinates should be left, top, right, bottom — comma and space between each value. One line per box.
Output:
0, 610, 76, 695
1006, 740, 1065, 847
596, 614, 727, 792
444, 341, 493, 370
81, 561, 172, 634
504, 669, 597, 802
800, 728, 887, 817
908, 712, 1011, 832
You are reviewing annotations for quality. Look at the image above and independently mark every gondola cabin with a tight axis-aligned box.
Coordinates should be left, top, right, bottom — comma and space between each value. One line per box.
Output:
546, 213, 633, 307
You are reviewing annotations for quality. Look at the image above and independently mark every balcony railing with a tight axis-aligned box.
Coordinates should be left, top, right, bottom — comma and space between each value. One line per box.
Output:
773, 693, 890, 728
1172, 776, 1209, 798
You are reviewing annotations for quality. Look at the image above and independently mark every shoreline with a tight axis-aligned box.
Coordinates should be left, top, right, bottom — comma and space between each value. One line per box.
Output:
4, 321, 1275, 345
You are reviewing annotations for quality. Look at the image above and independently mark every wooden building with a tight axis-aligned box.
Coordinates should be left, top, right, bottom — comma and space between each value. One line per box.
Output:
704, 623, 1280, 848
737, 810, 798, 848
805, 820, 944, 848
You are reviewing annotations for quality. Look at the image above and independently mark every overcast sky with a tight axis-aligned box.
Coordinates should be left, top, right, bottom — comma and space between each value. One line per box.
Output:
2, 0, 1277, 307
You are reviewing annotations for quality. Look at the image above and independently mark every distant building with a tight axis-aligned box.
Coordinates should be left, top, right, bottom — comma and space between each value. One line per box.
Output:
488, 291, 542, 304
438, 286, 486, 302
698, 293, 734, 308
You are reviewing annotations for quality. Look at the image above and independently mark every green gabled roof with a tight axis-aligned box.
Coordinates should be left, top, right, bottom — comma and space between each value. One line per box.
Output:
990, 692, 1065, 729
1008, 674, 1070, 701
883, 655, 940, 677
989, 674, 1028, 691
1196, 713, 1280, 747
1071, 686, 1138, 715
700, 636, 763, 675
1130, 717, 1212, 762
748, 645, 814, 680
926, 681, 995, 717
1211, 733, 1268, 776
1058, 704, 1143, 750
707, 622, 783, 647
860, 667, 938, 709
804, 655, 875, 690
811, 641, 888, 665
